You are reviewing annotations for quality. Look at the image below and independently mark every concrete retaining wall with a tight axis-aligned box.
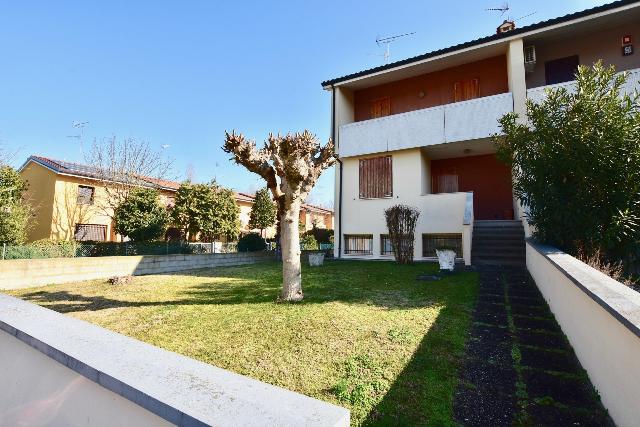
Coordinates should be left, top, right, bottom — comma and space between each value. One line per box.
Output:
526, 240, 640, 427
0, 252, 274, 290
0, 294, 349, 426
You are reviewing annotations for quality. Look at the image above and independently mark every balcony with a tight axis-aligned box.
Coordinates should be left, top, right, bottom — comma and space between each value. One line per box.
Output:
338, 93, 513, 158
527, 67, 640, 104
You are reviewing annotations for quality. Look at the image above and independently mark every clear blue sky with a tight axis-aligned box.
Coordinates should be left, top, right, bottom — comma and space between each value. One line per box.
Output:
0, 0, 606, 207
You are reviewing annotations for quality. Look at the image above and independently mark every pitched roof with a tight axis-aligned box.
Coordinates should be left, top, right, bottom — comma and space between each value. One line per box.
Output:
321, 0, 640, 87
24, 155, 181, 191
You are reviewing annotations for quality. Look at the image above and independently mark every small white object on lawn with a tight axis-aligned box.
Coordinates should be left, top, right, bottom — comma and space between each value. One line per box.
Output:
436, 249, 456, 271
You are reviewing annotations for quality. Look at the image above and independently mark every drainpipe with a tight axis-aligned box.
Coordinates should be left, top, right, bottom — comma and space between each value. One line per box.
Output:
332, 85, 343, 259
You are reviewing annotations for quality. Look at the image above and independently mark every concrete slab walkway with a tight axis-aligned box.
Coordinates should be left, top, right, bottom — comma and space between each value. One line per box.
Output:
453, 265, 612, 426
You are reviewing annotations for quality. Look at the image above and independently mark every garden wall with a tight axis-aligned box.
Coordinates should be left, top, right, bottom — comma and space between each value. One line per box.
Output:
0, 252, 273, 290
526, 240, 640, 427
0, 294, 350, 426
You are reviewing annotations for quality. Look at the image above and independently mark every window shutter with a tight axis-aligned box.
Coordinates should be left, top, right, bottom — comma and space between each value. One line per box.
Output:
370, 97, 391, 119
359, 156, 392, 198
453, 79, 479, 102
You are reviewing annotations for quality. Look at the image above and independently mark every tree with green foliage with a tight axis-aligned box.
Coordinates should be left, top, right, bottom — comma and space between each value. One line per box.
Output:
171, 181, 240, 242
114, 188, 169, 242
248, 187, 276, 237
1, 166, 30, 242
496, 62, 640, 268
0, 166, 32, 244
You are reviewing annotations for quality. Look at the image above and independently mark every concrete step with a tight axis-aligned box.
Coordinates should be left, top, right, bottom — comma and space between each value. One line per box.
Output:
474, 220, 523, 228
473, 259, 526, 267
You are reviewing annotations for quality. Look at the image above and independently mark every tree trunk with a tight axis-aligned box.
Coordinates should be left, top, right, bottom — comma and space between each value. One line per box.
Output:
280, 198, 303, 301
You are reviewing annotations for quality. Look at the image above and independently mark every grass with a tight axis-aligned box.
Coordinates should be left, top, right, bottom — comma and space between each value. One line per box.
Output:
6, 260, 478, 426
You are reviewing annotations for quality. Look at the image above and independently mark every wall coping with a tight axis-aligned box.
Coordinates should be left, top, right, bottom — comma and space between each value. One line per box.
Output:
526, 238, 640, 339
0, 294, 349, 426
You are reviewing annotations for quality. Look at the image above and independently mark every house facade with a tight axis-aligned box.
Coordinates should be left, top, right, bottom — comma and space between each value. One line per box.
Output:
324, 0, 640, 264
19, 156, 333, 242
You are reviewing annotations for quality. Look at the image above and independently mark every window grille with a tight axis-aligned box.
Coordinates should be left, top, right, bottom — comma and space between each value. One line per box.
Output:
344, 234, 373, 255
380, 234, 393, 255
75, 224, 107, 242
422, 234, 463, 258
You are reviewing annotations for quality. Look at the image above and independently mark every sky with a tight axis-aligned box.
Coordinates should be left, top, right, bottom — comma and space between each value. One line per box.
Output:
0, 0, 608, 207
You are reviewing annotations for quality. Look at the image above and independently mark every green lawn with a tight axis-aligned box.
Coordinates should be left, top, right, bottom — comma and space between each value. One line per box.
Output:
7, 260, 478, 425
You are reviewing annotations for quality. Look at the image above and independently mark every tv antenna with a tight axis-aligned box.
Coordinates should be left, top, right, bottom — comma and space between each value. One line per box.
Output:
376, 32, 415, 64
66, 120, 89, 158
486, 2, 510, 16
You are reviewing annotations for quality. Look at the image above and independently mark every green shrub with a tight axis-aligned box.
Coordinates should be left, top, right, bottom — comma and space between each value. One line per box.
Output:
4, 239, 77, 259
305, 228, 334, 244
497, 62, 640, 274
237, 233, 267, 252
301, 234, 319, 250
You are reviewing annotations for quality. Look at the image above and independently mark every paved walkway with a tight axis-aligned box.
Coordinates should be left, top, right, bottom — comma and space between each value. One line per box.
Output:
453, 265, 612, 426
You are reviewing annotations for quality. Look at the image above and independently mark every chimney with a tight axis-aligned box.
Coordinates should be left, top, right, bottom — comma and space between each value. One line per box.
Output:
497, 20, 516, 34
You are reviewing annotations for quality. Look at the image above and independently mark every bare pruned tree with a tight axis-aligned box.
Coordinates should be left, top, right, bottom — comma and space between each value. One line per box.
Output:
223, 130, 335, 301
385, 205, 420, 264
85, 136, 173, 218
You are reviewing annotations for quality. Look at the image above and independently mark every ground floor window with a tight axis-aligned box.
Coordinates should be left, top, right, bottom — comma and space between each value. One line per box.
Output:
75, 224, 107, 242
380, 234, 393, 256
344, 234, 373, 255
422, 233, 463, 258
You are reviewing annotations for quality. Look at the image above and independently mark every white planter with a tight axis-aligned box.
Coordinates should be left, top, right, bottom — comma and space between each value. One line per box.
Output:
436, 249, 456, 271
308, 252, 325, 267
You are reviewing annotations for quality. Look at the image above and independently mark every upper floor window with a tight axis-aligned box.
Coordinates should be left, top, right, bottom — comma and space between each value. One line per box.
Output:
370, 97, 391, 119
545, 55, 579, 85
359, 156, 392, 199
77, 185, 95, 205
453, 79, 479, 102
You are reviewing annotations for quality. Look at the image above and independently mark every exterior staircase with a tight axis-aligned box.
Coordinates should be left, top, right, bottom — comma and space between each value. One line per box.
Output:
471, 220, 526, 267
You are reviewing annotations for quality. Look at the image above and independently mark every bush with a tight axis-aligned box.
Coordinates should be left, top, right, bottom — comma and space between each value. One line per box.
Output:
384, 205, 420, 264
305, 228, 334, 244
301, 234, 319, 250
4, 239, 77, 259
496, 62, 640, 274
237, 233, 267, 252
79, 241, 196, 257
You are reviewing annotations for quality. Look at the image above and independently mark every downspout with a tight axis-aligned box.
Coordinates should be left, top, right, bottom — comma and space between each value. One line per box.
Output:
332, 85, 343, 259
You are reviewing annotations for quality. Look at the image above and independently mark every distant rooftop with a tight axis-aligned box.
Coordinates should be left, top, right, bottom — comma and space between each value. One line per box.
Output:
21, 155, 333, 213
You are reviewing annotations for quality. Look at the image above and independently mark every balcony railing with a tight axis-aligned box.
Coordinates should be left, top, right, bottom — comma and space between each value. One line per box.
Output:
527, 67, 640, 104
338, 93, 513, 158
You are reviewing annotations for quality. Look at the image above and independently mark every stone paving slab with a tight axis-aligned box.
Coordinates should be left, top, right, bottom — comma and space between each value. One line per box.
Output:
453, 265, 612, 426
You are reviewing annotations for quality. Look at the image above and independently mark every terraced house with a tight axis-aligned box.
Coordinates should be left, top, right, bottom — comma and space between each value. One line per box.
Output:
324, 0, 640, 265
19, 156, 333, 242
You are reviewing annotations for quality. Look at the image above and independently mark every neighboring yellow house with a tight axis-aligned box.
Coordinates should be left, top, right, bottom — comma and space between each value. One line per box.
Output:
19, 156, 334, 242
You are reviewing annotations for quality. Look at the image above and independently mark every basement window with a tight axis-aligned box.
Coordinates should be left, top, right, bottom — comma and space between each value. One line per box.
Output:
380, 234, 393, 256
344, 234, 373, 255
422, 233, 463, 258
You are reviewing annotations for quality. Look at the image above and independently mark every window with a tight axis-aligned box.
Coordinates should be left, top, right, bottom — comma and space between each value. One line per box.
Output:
77, 185, 95, 205
370, 97, 390, 119
453, 79, 479, 102
435, 174, 459, 193
74, 224, 107, 242
545, 55, 579, 85
344, 235, 373, 255
422, 233, 463, 258
380, 234, 393, 256
359, 156, 392, 199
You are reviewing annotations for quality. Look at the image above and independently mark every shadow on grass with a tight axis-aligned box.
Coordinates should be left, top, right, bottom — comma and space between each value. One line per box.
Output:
361, 302, 474, 426
18, 261, 462, 313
